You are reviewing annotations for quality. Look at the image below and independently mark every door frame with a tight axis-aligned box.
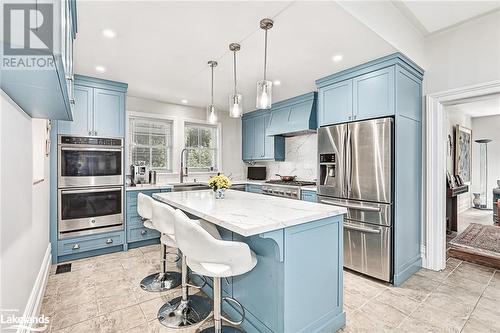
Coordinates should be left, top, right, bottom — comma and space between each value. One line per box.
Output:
424, 80, 500, 271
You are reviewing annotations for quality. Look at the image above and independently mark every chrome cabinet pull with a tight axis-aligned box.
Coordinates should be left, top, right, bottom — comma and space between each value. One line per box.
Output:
72, 244, 80, 250
320, 199, 381, 212
344, 222, 381, 234
141, 230, 147, 235
106, 238, 113, 244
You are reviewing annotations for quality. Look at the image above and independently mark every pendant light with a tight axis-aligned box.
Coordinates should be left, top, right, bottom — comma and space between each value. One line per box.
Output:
228, 43, 243, 118
207, 60, 218, 124
256, 18, 273, 109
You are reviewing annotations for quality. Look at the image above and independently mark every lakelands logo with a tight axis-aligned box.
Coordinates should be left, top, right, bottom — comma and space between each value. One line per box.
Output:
0, 309, 50, 332
2, 3, 54, 69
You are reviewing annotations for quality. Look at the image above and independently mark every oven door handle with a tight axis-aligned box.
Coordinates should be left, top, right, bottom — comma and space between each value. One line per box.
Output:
61, 187, 123, 194
344, 222, 381, 234
319, 199, 381, 212
60, 147, 122, 152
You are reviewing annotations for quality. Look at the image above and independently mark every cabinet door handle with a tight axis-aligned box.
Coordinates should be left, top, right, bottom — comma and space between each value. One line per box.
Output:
88, 131, 92, 135
69, 99, 75, 105
141, 230, 147, 235
106, 238, 113, 244
72, 244, 80, 250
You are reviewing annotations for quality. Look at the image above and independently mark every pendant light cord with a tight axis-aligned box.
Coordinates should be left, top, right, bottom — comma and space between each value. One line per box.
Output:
211, 64, 214, 105
263, 29, 268, 81
233, 51, 237, 94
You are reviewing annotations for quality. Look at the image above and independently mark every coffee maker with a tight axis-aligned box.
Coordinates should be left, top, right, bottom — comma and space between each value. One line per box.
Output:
131, 164, 149, 185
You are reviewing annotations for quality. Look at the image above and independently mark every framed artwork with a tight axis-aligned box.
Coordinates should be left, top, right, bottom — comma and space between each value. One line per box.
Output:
455, 125, 472, 183
447, 171, 456, 189
455, 175, 464, 187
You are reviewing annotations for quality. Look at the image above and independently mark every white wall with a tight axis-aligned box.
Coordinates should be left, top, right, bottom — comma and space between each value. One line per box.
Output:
472, 115, 500, 209
126, 96, 245, 182
0, 91, 50, 320
424, 11, 500, 95
444, 107, 472, 213
256, 134, 317, 181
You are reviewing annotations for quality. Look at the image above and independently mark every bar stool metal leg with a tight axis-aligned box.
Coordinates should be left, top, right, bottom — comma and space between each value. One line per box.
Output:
140, 243, 181, 292
157, 254, 212, 328
200, 277, 244, 333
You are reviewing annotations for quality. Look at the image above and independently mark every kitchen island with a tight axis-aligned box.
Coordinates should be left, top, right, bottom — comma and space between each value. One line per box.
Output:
153, 189, 346, 333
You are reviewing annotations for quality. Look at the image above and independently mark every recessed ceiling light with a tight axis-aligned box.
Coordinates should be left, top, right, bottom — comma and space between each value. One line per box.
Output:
102, 29, 116, 38
95, 66, 106, 73
181, 99, 188, 104
273, 80, 281, 86
332, 54, 343, 62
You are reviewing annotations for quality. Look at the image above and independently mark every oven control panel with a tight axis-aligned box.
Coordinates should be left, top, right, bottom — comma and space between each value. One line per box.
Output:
60, 136, 122, 147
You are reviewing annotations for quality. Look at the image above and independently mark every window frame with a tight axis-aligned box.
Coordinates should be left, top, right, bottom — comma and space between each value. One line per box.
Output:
183, 120, 221, 173
128, 114, 174, 173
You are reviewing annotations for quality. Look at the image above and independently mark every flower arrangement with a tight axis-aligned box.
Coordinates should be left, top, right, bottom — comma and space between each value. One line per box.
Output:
208, 174, 232, 191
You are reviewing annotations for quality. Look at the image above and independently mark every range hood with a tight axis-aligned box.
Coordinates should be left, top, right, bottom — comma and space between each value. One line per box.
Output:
266, 92, 317, 137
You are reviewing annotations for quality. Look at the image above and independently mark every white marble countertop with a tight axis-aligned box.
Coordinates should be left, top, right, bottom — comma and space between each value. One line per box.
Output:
153, 189, 345, 237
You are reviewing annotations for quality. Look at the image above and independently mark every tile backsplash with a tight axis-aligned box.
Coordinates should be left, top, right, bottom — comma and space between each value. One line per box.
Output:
255, 133, 317, 181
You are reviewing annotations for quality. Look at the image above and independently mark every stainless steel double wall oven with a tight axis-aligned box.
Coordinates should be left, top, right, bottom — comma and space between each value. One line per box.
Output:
318, 117, 393, 282
58, 135, 124, 238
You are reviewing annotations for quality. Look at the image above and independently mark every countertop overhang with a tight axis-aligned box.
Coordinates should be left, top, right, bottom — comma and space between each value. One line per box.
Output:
153, 189, 346, 237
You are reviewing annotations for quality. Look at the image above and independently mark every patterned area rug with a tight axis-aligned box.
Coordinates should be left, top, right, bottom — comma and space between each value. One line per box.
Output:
450, 223, 500, 258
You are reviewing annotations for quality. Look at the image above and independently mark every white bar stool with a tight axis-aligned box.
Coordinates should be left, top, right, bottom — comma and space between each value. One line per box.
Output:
174, 209, 258, 333
152, 201, 214, 328
137, 193, 181, 292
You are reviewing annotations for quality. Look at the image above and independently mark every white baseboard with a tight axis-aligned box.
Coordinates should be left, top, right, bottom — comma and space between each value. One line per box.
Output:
420, 244, 428, 269
17, 243, 51, 333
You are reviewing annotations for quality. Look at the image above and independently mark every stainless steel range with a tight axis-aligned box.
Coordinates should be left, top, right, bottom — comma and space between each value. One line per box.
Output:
262, 180, 316, 200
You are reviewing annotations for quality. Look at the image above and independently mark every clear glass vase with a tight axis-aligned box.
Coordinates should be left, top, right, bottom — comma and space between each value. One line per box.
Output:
214, 188, 225, 199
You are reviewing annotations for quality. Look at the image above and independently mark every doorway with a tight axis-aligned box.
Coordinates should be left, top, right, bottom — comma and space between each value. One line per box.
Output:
424, 80, 500, 271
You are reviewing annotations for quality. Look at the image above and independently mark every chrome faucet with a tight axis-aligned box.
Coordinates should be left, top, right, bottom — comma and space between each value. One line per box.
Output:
180, 148, 189, 183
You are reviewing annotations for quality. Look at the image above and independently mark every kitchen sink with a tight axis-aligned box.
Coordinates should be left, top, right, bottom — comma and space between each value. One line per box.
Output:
172, 183, 211, 192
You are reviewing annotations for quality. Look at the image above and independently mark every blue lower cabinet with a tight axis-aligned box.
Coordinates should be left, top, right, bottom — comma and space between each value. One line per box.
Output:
301, 190, 317, 202
58, 231, 124, 256
246, 185, 262, 194
126, 188, 171, 247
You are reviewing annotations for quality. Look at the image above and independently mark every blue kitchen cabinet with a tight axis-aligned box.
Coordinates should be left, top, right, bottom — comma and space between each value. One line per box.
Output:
300, 190, 317, 202
242, 111, 284, 162
242, 117, 255, 161
246, 184, 263, 194
353, 67, 395, 121
93, 88, 125, 137
318, 80, 353, 126
58, 231, 124, 257
58, 75, 127, 137
58, 85, 93, 135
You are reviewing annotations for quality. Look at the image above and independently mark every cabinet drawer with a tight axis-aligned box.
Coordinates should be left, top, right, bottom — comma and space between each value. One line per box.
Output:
246, 185, 262, 194
128, 226, 160, 243
58, 232, 124, 256
301, 191, 317, 202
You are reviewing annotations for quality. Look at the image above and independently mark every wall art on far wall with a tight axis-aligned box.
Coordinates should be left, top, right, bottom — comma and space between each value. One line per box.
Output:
455, 125, 472, 183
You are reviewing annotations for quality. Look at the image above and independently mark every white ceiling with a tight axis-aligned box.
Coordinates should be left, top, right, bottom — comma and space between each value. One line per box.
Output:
74, 1, 396, 112
447, 94, 500, 118
396, 0, 500, 35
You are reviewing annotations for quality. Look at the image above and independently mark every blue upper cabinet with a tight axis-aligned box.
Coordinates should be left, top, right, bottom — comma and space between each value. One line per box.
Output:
1, 0, 77, 121
58, 85, 93, 135
93, 88, 125, 137
353, 67, 395, 121
241, 111, 284, 162
316, 53, 423, 127
318, 81, 352, 125
58, 75, 127, 137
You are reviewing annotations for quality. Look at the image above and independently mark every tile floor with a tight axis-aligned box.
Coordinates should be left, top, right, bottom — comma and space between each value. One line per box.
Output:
41, 245, 500, 333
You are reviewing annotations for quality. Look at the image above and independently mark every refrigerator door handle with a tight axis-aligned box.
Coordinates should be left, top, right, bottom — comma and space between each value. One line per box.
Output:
344, 222, 381, 234
343, 129, 349, 197
319, 199, 382, 212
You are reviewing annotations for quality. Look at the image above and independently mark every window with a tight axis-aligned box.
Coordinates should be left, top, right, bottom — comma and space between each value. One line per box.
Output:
184, 122, 218, 172
129, 117, 173, 172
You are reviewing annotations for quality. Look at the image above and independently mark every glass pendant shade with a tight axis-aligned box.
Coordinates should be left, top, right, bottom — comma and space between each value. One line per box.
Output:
256, 80, 272, 109
207, 104, 217, 124
229, 93, 243, 118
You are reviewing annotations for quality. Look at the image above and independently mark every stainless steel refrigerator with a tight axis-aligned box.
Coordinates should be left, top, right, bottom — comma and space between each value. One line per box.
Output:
317, 117, 393, 282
